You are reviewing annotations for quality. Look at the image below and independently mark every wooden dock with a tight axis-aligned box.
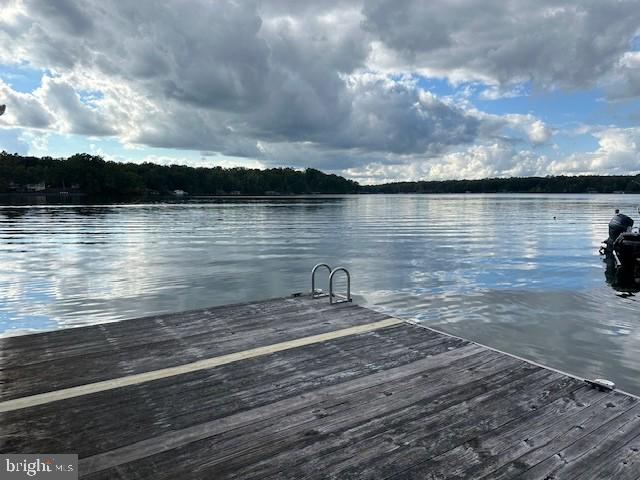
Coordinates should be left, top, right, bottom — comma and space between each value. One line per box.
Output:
1, 295, 640, 479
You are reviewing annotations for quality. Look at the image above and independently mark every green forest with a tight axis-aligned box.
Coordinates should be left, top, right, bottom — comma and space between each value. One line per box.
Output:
0, 152, 359, 195
362, 175, 640, 194
1, 151, 640, 196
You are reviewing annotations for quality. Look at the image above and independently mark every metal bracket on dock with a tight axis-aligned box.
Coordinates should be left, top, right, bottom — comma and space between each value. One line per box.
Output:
311, 263, 332, 298
585, 378, 616, 391
329, 267, 352, 304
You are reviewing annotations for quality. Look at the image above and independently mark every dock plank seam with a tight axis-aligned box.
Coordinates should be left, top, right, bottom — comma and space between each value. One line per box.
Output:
512, 402, 640, 480
78, 343, 486, 475
0, 317, 404, 413
223, 362, 553, 479
259, 372, 577, 480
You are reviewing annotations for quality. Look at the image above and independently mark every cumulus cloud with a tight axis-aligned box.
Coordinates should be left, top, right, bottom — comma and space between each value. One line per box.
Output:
0, 79, 53, 128
550, 126, 640, 175
504, 114, 553, 144
334, 74, 482, 154
604, 51, 640, 99
344, 143, 551, 184
344, 126, 640, 184
0, 75, 114, 135
363, 0, 640, 90
0, 0, 639, 180
0, 1, 498, 161
38, 76, 116, 136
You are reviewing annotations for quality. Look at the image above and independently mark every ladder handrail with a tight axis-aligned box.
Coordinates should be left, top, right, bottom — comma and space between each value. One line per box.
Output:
311, 263, 332, 298
329, 267, 352, 304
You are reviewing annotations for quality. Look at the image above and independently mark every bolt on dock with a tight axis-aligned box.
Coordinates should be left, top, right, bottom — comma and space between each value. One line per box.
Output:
1, 295, 639, 479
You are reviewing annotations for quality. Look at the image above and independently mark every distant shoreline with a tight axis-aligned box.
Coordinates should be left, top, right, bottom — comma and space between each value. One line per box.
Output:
2, 152, 640, 197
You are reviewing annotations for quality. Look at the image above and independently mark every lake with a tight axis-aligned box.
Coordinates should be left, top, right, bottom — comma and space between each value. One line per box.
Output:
1, 194, 640, 394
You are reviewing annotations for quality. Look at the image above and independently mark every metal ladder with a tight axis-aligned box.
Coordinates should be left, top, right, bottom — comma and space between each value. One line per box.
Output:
311, 263, 352, 304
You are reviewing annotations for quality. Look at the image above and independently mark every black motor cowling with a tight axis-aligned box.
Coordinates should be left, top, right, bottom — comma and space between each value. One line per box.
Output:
612, 232, 640, 289
602, 212, 640, 291
608, 213, 634, 243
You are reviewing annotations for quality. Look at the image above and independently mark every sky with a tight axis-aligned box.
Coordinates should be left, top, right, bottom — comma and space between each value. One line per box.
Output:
0, 1, 640, 184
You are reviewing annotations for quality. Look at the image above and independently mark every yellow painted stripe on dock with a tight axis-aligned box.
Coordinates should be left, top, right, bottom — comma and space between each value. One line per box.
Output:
0, 317, 404, 413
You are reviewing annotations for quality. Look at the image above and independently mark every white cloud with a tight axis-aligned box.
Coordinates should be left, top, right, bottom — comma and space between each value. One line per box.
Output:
479, 84, 528, 100
505, 114, 553, 144
0, 0, 639, 180
344, 143, 550, 184
362, 0, 640, 91
0, 75, 114, 135
549, 127, 640, 175
0, 78, 53, 128
343, 126, 640, 183
603, 51, 640, 99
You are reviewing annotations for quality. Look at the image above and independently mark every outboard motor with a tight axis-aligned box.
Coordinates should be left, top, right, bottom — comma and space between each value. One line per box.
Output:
607, 213, 634, 247
601, 211, 640, 291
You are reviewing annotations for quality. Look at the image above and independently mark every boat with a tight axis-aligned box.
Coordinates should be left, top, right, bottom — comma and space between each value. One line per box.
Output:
600, 210, 640, 291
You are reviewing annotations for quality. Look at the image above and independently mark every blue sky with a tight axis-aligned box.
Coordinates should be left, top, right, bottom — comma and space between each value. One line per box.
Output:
0, 63, 43, 92
1, 1, 640, 183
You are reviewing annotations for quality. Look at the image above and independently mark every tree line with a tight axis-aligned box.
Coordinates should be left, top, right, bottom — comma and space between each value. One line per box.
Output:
361, 175, 640, 194
1, 151, 640, 196
0, 152, 359, 195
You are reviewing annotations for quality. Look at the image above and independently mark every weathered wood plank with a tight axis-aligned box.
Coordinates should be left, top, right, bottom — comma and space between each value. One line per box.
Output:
2, 296, 636, 480
2, 326, 469, 457
402, 387, 631, 479
0, 299, 366, 369
0, 295, 294, 350
232, 371, 578, 480
0, 296, 350, 366
574, 432, 640, 480
490, 402, 640, 479
0, 305, 391, 400
79, 345, 494, 475
81, 349, 510, 478
211, 363, 547, 480
382, 386, 633, 479
0, 318, 403, 411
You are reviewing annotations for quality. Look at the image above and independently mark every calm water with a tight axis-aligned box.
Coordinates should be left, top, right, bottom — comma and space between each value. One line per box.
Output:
1, 194, 640, 393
